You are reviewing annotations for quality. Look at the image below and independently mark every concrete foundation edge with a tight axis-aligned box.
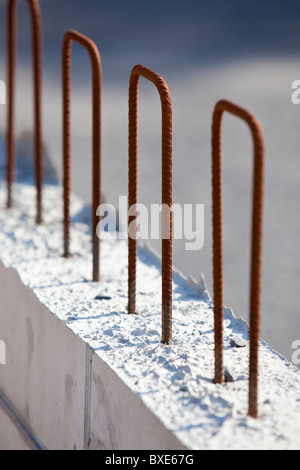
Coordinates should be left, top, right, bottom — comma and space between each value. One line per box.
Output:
0, 261, 187, 450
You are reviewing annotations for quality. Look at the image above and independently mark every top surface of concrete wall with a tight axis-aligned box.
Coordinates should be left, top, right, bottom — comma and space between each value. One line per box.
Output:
0, 182, 299, 450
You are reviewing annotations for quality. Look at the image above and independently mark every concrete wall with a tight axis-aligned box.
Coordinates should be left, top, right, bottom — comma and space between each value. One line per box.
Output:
0, 261, 186, 450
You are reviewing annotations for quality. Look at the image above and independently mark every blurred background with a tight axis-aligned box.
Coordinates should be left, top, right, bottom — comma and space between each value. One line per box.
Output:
0, 0, 299, 363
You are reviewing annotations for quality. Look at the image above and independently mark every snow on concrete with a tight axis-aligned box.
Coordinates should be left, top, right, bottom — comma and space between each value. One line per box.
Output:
0, 182, 299, 450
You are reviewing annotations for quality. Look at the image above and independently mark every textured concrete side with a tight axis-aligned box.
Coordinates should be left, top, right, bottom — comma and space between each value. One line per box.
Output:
0, 261, 187, 450
0, 263, 86, 450
89, 352, 187, 450
0, 397, 34, 450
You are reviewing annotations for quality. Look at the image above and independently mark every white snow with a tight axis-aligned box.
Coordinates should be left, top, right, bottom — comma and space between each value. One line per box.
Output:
0, 182, 300, 450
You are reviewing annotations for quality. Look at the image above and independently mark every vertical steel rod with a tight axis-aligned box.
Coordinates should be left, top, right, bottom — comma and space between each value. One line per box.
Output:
211, 99, 265, 418
62, 30, 102, 282
7, 0, 43, 224
128, 64, 173, 344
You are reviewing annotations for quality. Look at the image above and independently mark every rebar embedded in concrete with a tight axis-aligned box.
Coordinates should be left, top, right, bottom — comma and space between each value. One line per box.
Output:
7, 0, 43, 224
62, 29, 102, 282
128, 64, 173, 344
211, 99, 265, 418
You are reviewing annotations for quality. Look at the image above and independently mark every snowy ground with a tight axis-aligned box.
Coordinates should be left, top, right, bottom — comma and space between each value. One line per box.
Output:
0, 181, 299, 450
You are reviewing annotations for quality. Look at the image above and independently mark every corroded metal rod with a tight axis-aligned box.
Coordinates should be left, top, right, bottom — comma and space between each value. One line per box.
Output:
128, 64, 173, 344
62, 30, 102, 282
211, 99, 264, 418
7, 0, 43, 224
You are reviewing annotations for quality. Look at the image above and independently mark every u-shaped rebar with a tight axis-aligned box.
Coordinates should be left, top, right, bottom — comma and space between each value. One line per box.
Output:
211, 99, 265, 418
7, 0, 43, 224
62, 30, 102, 282
128, 64, 173, 344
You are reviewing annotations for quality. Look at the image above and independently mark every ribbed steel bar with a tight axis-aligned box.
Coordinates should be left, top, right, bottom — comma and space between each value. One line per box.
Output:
62, 30, 102, 282
7, 0, 43, 224
128, 64, 173, 344
211, 99, 264, 418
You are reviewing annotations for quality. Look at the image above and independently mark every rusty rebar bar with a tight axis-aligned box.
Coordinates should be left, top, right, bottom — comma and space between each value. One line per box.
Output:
211, 99, 265, 418
128, 64, 173, 344
62, 30, 102, 282
7, 0, 43, 224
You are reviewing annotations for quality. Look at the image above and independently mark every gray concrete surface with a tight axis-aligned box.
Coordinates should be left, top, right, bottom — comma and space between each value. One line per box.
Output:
0, 259, 187, 450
